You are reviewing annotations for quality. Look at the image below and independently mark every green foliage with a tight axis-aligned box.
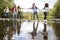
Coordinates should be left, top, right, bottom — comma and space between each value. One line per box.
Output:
53, 0, 60, 18
0, 0, 14, 17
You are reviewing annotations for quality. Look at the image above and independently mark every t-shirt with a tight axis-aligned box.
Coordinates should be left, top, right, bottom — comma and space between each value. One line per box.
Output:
5, 8, 10, 13
31, 6, 38, 12
13, 8, 16, 12
18, 8, 21, 12
43, 7, 49, 12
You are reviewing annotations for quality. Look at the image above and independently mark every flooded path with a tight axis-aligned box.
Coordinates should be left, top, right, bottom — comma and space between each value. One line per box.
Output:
0, 20, 60, 40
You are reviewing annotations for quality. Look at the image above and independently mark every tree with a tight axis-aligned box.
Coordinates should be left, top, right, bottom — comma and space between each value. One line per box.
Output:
0, 0, 14, 17
53, 0, 60, 18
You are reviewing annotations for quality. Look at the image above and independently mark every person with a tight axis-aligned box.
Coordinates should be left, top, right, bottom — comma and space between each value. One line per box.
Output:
5, 6, 10, 18
12, 5, 17, 19
17, 6, 24, 19
27, 3, 40, 20
3, 6, 10, 18
43, 3, 49, 20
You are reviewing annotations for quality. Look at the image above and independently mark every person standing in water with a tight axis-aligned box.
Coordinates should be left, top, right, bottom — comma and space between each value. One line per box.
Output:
4, 6, 10, 18
17, 6, 24, 19
27, 3, 40, 20
12, 5, 17, 19
43, 3, 49, 20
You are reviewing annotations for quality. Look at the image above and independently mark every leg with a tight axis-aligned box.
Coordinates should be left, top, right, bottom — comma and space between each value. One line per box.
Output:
4, 12, 6, 18
7, 12, 10, 18
6, 13, 8, 18
18, 12, 20, 19
13, 13, 15, 19
33, 13, 35, 20
36, 13, 38, 19
44, 12, 47, 20
13, 13, 14, 19
16, 14, 17, 19
20, 13, 21, 19
15, 12, 17, 19
34, 12, 38, 19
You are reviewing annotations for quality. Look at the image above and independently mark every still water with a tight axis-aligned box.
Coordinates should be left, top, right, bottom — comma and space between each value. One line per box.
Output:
0, 20, 60, 40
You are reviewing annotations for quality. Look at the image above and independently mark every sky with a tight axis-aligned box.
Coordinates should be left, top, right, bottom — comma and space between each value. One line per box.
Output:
14, 0, 57, 12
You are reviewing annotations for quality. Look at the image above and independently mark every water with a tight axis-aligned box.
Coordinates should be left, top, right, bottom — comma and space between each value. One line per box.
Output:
0, 20, 60, 40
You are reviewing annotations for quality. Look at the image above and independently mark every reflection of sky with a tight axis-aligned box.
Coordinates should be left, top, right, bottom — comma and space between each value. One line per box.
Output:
14, 0, 57, 12
11, 21, 57, 40
21, 21, 44, 32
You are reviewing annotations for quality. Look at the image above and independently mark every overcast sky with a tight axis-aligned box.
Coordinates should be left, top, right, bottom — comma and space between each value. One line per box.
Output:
14, 0, 57, 12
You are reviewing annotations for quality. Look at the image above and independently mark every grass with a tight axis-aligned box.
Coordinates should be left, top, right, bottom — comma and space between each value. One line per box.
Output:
0, 11, 54, 20
21, 12, 54, 20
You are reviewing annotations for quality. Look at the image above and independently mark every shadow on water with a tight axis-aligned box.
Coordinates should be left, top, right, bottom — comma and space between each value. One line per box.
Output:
0, 20, 60, 40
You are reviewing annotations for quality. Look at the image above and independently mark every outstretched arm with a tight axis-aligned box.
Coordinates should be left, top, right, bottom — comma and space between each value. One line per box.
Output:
36, 7, 41, 11
27, 7, 33, 9
20, 8, 25, 9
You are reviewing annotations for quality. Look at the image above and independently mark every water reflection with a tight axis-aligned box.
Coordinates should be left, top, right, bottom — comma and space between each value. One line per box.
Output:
43, 22, 48, 40
17, 21, 21, 36
0, 20, 59, 40
3, 20, 13, 40
0, 20, 5, 40
31, 21, 39, 39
